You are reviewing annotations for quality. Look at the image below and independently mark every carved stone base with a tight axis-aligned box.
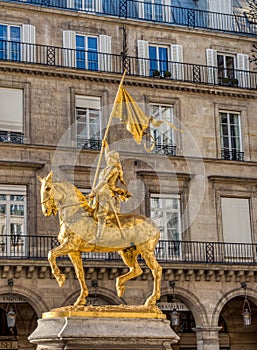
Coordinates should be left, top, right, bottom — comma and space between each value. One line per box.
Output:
29, 307, 179, 350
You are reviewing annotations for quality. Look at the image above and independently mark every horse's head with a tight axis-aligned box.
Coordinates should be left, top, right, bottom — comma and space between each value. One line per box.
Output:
38, 171, 58, 217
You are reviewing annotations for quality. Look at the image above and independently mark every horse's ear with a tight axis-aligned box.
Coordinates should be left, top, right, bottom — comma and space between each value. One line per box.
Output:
46, 170, 53, 181
38, 176, 43, 183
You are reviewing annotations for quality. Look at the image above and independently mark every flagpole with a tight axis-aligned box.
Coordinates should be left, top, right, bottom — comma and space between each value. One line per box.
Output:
92, 69, 127, 189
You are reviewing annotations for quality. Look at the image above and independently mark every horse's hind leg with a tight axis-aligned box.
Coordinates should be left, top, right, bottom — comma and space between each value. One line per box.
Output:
116, 247, 143, 298
138, 242, 162, 307
68, 252, 88, 306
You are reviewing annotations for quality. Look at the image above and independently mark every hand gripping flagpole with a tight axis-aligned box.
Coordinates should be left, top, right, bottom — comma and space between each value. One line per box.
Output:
92, 69, 127, 189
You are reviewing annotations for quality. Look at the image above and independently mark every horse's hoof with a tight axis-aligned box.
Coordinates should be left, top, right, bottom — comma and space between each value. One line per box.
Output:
74, 297, 87, 306
144, 297, 156, 307
116, 285, 125, 297
57, 274, 66, 287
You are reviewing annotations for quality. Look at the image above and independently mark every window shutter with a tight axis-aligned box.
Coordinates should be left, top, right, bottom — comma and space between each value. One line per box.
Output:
163, 0, 171, 23
208, 0, 232, 14
0, 88, 23, 133
137, 40, 149, 76
63, 30, 76, 68
138, 0, 144, 19
67, 0, 74, 8
208, 0, 232, 30
236, 53, 250, 88
99, 35, 112, 72
21, 24, 36, 63
170, 45, 183, 80
206, 49, 218, 84
95, 0, 102, 13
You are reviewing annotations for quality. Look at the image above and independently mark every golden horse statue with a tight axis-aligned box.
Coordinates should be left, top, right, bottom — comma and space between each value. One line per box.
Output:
39, 171, 162, 307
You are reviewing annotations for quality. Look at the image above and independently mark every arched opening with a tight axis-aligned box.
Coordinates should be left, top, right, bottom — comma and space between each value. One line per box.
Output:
158, 294, 197, 349
219, 295, 257, 350
0, 295, 38, 350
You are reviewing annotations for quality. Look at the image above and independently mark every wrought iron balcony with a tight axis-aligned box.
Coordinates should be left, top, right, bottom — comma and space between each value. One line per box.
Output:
0, 131, 24, 144
221, 149, 244, 161
152, 142, 176, 156
2, 0, 257, 36
77, 138, 102, 150
0, 235, 256, 266
1, 40, 257, 90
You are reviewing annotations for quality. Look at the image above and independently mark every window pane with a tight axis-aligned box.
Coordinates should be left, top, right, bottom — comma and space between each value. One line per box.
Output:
76, 35, 85, 69
0, 194, 6, 201
10, 195, 24, 201
159, 47, 168, 73
87, 37, 98, 71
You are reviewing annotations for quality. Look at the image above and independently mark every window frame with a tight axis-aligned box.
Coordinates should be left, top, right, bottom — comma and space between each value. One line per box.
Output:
75, 34, 98, 70
75, 95, 102, 149
219, 110, 243, 161
0, 23, 21, 61
0, 185, 27, 257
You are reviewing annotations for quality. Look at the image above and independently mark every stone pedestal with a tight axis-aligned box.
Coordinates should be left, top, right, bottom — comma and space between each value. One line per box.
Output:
29, 305, 179, 350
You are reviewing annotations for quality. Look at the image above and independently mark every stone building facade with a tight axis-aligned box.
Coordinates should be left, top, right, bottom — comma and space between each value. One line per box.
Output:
0, 0, 257, 349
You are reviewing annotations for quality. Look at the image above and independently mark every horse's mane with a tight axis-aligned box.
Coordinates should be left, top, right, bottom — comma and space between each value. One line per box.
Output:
55, 180, 94, 215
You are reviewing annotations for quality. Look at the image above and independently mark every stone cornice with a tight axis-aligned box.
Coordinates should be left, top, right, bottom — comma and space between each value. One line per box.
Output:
1, 260, 256, 283
1, 63, 256, 99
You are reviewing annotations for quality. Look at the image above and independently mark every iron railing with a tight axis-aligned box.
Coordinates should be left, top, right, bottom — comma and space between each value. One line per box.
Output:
0, 235, 256, 265
0, 131, 24, 144
221, 149, 244, 161
1, 40, 257, 90
77, 138, 102, 150
153, 143, 176, 156
2, 0, 257, 36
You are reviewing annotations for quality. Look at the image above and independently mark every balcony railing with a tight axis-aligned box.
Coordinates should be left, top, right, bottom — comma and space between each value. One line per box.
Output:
77, 138, 102, 150
0, 131, 24, 144
2, 0, 257, 36
0, 235, 256, 265
221, 149, 244, 161
1, 40, 257, 90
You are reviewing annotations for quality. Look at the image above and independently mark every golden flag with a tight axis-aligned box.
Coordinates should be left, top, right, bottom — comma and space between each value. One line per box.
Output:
112, 87, 181, 146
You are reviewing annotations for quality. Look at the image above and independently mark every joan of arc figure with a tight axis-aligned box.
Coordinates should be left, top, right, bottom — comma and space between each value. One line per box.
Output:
87, 140, 131, 243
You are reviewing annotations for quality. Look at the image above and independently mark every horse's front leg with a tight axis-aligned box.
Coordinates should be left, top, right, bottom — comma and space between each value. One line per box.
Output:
68, 252, 88, 306
48, 242, 72, 287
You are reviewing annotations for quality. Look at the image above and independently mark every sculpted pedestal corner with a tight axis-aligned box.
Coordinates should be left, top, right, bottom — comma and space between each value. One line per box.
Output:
28, 306, 180, 350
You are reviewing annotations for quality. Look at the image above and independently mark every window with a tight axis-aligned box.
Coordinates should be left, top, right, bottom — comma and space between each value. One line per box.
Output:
68, 0, 102, 12
149, 104, 176, 155
208, 0, 232, 30
0, 24, 21, 61
149, 45, 168, 77
150, 194, 181, 259
220, 111, 243, 161
76, 95, 101, 149
217, 53, 235, 80
221, 197, 253, 260
0, 24, 35, 63
206, 49, 249, 88
0, 88, 24, 144
0, 186, 26, 257
138, 0, 171, 23
63, 31, 111, 71
137, 40, 183, 79
76, 35, 98, 70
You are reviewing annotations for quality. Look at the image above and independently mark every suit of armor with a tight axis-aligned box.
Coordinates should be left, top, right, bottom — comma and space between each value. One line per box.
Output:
88, 142, 129, 243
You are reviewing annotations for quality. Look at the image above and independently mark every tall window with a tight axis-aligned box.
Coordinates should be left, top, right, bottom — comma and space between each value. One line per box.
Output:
144, 0, 163, 21
221, 197, 252, 260
0, 186, 26, 257
206, 49, 249, 87
149, 104, 175, 155
149, 45, 168, 76
76, 95, 101, 149
0, 24, 21, 61
217, 54, 235, 80
76, 35, 98, 70
63, 31, 111, 71
150, 194, 181, 259
220, 111, 243, 161
137, 40, 183, 79
0, 88, 24, 144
